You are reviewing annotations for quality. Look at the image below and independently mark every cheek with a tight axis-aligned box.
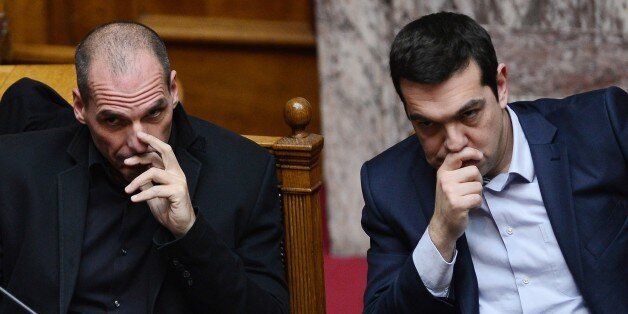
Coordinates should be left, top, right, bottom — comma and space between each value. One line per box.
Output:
92, 129, 125, 154
416, 132, 444, 160
468, 112, 500, 154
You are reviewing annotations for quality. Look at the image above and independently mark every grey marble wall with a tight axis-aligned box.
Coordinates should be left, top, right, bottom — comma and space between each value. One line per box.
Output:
316, 0, 627, 256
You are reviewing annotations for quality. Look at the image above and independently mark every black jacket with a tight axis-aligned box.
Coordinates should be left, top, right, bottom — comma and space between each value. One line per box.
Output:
0, 78, 288, 313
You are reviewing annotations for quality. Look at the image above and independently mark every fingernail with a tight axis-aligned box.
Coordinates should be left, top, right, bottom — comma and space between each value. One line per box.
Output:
130, 195, 137, 201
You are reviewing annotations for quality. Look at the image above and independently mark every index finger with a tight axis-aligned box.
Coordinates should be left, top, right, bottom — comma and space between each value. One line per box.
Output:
136, 131, 177, 170
440, 147, 483, 171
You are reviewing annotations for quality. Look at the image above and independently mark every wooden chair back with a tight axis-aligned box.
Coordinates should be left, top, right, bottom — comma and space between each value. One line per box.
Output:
0, 64, 326, 314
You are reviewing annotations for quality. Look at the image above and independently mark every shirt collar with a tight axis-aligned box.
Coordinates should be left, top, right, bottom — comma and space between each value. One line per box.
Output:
485, 106, 535, 192
88, 137, 107, 170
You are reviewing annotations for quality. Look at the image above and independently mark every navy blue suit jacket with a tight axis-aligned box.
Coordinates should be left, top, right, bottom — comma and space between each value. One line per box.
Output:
361, 87, 627, 313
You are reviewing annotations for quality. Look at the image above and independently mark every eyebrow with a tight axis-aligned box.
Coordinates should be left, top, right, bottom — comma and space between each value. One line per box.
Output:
95, 98, 167, 120
408, 98, 486, 121
143, 98, 167, 115
96, 109, 125, 120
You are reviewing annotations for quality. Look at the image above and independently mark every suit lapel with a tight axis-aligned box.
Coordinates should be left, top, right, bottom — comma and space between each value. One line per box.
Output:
410, 145, 437, 223
453, 235, 479, 314
57, 127, 90, 314
513, 105, 585, 289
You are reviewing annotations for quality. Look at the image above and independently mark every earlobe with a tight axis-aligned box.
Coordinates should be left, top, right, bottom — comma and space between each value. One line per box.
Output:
72, 88, 87, 125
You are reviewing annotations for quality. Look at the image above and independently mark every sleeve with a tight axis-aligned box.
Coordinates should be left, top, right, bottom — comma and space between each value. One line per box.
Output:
153, 156, 288, 313
0, 78, 76, 135
413, 228, 457, 297
361, 162, 457, 314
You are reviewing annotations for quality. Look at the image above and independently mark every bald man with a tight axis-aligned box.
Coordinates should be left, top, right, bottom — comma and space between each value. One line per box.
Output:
0, 22, 288, 313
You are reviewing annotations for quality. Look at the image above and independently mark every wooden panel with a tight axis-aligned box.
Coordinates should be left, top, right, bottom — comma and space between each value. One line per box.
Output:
136, 0, 313, 21
40, 0, 313, 45
4, 0, 48, 44
167, 43, 319, 136
48, 0, 140, 45
0, 64, 75, 102
140, 15, 315, 47
10, 43, 75, 64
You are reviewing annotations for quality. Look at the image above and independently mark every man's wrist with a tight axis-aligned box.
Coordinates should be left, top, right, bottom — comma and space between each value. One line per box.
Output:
427, 221, 457, 262
172, 213, 197, 239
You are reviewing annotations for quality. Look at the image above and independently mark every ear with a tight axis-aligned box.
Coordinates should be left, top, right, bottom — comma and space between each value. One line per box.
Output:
72, 88, 87, 124
168, 70, 180, 108
496, 63, 509, 109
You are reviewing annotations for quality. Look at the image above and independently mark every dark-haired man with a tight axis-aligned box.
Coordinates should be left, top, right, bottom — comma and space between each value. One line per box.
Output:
362, 12, 626, 313
0, 22, 288, 313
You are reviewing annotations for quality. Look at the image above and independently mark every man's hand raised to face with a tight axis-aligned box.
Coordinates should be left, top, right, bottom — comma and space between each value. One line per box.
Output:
428, 146, 484, 261
124, 132, 196, 238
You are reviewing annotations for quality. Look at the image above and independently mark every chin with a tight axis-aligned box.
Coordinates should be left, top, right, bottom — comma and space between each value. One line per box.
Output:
120, 166, 146, 182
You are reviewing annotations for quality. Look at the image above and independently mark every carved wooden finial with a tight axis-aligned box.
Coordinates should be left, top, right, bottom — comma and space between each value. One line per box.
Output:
284, 97, 312, 138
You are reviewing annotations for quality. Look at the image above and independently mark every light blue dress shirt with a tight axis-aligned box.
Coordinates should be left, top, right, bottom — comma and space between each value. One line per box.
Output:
413, 107, 589, 313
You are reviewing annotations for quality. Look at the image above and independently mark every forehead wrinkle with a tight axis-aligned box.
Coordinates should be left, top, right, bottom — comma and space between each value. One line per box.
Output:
90, 75, 165, 99
95, 88, 165, 105
96, 93, 165, 115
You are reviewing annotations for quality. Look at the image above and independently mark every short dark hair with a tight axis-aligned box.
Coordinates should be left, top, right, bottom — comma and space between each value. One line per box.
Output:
389, 12, 498, 104
75, 21, 171, 105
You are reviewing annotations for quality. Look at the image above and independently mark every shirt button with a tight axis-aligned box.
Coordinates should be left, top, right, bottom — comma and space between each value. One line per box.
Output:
172, 259, 180, 267
113, 300, 121, 308
120, 248, 128, 256
183, 270, 191, 278
523, 277, 530, 285
506, 227, 514, 235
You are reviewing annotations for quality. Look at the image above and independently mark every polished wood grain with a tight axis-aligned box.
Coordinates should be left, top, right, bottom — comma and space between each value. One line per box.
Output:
137, 0, 313, 21
245, 98, 325, 314
140, 15, 315, 47
9, 43, 75, 64
284, 97, 312, 138
166, 43, 319, 136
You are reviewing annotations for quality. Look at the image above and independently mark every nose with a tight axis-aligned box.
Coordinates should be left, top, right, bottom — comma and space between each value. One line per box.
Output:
443, 124, 468, 153
126, 122, 149, 154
